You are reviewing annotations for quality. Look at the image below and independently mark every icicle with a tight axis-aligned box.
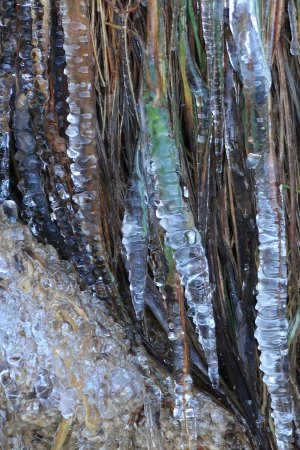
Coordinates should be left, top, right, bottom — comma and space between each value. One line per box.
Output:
225, 29, 241, 75
185, 44, 211, 229
144, 121, 169, 296
183, 35, 209, 150
30, 0, 50, 143
29, 0, 61, 204
14, 1, 65, 248
0, 1, 16, 202
122, 142, 148, 320
144, 381, 163, 449
154, 237, 197, 448
60, 0, 116, 295
224, 57, 254, 218
201, 0, 225, 174
288, 0, 300, 56
229, 0, 271, 95
0, 132, 10, 203
44, 0, 83, 260
48, 0, 68, 136
29, 0, 63, 238
229, 1, 293, 448
120, 14, 139, 121
170, 272, 197, 448
144, 93, 219, 388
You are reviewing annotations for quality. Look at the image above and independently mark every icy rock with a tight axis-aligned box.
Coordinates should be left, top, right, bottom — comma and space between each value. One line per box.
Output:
0, 203, 254, 448
0, 203, 144, 448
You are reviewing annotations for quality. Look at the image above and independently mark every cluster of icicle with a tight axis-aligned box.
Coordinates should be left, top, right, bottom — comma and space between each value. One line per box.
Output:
122, 94, 218, 442
229, 1, 293, 449
121, 131, 197, 439
0, 0, 117, 296
122, 99, 219, 388
0, 201, 254, 449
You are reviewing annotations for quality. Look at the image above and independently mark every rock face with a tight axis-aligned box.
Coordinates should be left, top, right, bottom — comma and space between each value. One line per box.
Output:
0, 202, 252, 449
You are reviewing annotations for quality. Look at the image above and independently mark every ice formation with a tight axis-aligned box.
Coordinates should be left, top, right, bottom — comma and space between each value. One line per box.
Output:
122, 143, 149, 320
44, 0, 82, 258
145, 94, 219, 388
288, 0, 300, 56
0, 202, 253, 449
229, 1, 293, 448
13, 1, 65, 246
0, 0, 297, 448
60, 0, 116, 294
0, 201, 145, 448
201, 0, 225, 174
0, 0, 15, 202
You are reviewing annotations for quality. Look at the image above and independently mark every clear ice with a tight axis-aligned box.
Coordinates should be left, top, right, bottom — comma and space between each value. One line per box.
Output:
0, 202, 145, 448
0, 202, 253, 449
288, 0, 300, 56
0, 1, 16, 203
145, 95, 219, 388
13, 0, 64, 247
122, 143, 149, 320
201, 0, 225, 174
229, 1, 293, 448
60, 0, 116, 294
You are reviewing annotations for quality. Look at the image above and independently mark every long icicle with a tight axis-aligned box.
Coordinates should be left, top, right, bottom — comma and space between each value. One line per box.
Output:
200, 0, 225, 175
288, 0, 300, 56
44, 0, 81, 259
164, 245, 196, 448
60, 0, 117, 296
0, 1, 16, 203
14, 0, 65, 247
122, 139, 149, 320
29, 0, 69, 253
144, 93, 219, 387
229, 1, 293, 448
